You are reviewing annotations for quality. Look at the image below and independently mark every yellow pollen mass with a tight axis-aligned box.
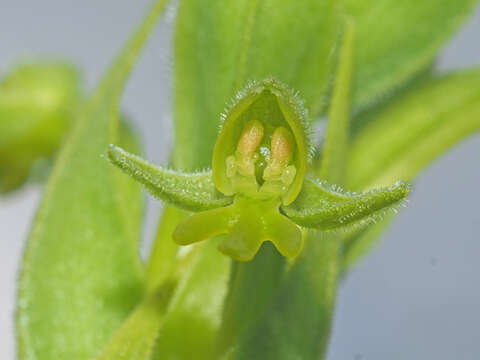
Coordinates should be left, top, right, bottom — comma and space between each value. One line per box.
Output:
237, 120, 264, 157
263, 126, 295, 180
270, 126, 294, 164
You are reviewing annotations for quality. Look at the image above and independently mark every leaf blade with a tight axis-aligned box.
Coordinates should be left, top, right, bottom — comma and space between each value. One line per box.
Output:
16, 1, 168, 359
319, 20, 355, 185
344, 68, 480, 269
346, 0, 478, 108
95, 283, 174, 360
348, 68, 480, 189
152, 239, 231, 360
173, 0, 340, 170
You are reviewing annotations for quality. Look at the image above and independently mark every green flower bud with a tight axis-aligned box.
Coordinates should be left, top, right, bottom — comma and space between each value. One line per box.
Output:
0, 62, 80, 192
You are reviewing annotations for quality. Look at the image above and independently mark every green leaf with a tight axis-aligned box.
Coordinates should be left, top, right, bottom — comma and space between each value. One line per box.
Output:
152, 239, 231, 360
319, 20, 355, 186
0, 62, 80, 192
107, 145, 232, 211
348, 68, 480, 190
95, 282, 175, 360
173, 0, 340, 170
115, 120, 146, 251
344, 68, 480, 269
346, 0, 478, 108
16, 1, 167, 359
282, 179, 410, 230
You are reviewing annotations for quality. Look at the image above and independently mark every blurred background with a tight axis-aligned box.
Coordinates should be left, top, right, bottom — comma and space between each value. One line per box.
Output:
1, 1, 479, 359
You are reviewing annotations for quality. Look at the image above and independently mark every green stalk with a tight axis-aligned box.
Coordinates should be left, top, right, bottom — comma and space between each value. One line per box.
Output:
146, 206, 184, 294
214, 231, 341, 360
215, 243, 286, 357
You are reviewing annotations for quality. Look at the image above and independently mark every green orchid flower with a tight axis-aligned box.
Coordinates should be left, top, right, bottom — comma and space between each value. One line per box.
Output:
108, 79, 409, 261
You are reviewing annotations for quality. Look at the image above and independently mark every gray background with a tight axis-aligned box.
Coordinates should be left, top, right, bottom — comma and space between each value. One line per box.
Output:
1, 1, 479, 359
